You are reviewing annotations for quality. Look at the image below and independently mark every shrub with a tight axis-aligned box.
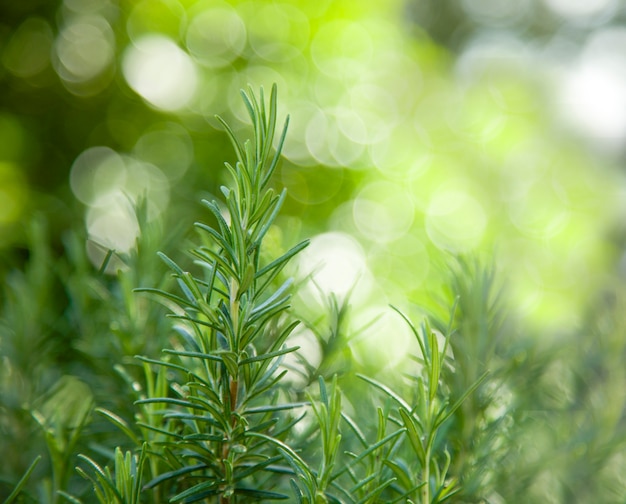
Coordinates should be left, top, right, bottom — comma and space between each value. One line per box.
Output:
2, 86, 626, 503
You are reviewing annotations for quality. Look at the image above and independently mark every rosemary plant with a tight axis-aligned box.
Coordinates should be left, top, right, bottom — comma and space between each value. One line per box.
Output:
3, 73, 626, 503
81, 85, 310, 503
68, 85, 497, 504
358, 303, 488, 504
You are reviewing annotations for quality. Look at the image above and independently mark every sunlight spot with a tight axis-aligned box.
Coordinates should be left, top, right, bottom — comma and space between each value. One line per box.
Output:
53, 15, 115, 94
122, 35, 198, 111
296, 232, 372, 300
70, 147, 125, 206
86, 195, 139, 253
122, 158, 170, 220
559, 28, 626, 150
71, 146, 170, 257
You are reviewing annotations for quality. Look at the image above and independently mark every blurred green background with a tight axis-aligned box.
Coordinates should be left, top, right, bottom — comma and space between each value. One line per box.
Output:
2, 0, 626, 501
1, 0, 624, 331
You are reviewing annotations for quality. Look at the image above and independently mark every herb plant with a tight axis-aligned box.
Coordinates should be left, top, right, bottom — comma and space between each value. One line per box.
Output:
69, 86, 487, 503
86, 84, 311, 502
5, 84, 623, 504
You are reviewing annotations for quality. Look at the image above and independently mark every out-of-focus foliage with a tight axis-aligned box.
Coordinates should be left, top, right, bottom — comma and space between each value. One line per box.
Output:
1, 0, 623, 330
1, 0, 626, 502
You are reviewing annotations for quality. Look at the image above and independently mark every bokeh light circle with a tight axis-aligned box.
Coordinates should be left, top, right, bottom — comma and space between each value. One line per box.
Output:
70, 147, 126, 206
241, 2, 310, 62
186, 2, 246, 68
2, 18, 53, 79
122, 34, 198, 111
295, 231, 372, 300
86, 198, 139, 253
559, 28, 626, 150
53, 15, 115, 94
133, 122, 194, 181
353, 181, 414, 244
70, 146, 171, 255
426, 188, 487, 251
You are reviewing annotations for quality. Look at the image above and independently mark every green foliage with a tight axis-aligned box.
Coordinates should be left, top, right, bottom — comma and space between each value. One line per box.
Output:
2, 82, 626, 504
123, 85, 308, 502
72, 444, 146, 504
3, 456, 42, 504
2, 1, 626, 502
357, 305, 486, 504
64, 87, 492, 503
32, 376, 94, 504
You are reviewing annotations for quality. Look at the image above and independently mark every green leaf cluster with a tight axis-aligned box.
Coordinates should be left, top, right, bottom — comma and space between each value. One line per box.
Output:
5, 84, 626, 504
68, 86, 487, 504
107, 85, 310, 502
